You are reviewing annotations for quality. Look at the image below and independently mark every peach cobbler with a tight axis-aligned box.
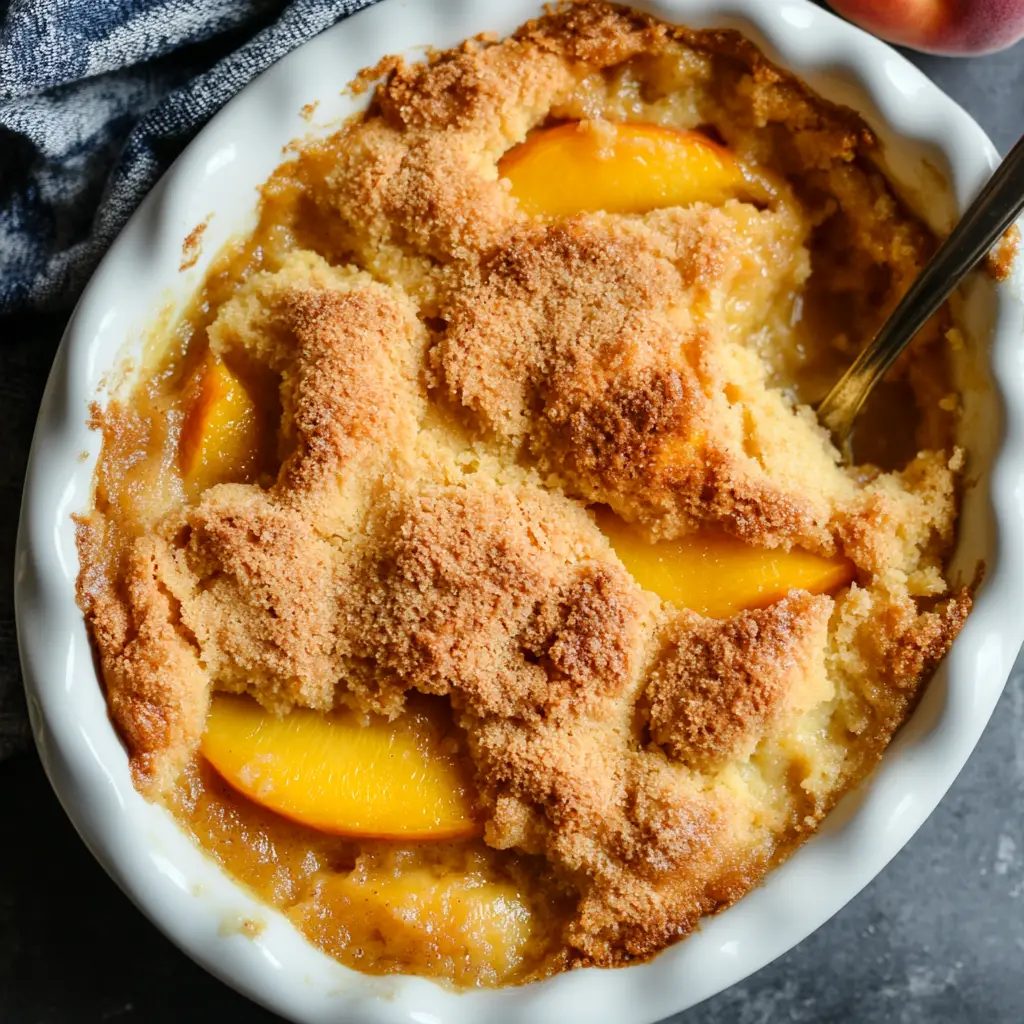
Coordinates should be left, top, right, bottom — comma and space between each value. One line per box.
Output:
77, 1, 972, 989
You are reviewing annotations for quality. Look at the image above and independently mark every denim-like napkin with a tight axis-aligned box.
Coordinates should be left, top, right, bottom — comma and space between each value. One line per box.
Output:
0, 0, 377, 760
0, 0, 378, 316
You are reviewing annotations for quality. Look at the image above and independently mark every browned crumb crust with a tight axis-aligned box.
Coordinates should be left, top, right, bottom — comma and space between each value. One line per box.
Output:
436, 222, 834, 549
863, 586, 972, 690
77, 2, 972, 971
645, 593, 832, 769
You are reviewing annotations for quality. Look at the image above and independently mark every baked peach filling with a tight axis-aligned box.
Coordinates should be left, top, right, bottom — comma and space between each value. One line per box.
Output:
77, 2, 972, 991
202, 694, 481, 840
597, 512, 855, 619
178, 356, 260, 493
499, 120, 756, 217
178, 357, 259, 486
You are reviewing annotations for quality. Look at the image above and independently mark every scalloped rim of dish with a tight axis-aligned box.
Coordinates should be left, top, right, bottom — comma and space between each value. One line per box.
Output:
14, 1, 1024, 1022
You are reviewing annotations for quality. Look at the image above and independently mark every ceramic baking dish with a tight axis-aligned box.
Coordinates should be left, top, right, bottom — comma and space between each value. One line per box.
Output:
15, 1, 1024, 1021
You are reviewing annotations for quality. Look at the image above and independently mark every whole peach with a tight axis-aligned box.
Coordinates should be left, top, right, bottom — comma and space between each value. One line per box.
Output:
827, 0, 1024, 55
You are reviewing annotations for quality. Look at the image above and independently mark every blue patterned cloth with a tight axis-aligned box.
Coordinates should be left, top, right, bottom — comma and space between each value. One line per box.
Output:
0, 0, 377, 314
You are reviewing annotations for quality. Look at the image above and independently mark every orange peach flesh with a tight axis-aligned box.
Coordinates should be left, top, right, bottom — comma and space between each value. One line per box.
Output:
178, 356, 260, 493
201, 694, 481, 840
597, 511, 856, 619
499, 120, 752, 217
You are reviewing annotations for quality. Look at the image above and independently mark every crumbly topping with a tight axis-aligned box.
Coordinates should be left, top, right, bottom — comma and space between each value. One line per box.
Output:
436, 218, 838, 548
645, 593, 833, 769
361, 485, 651, 720
77, 2, 971, 972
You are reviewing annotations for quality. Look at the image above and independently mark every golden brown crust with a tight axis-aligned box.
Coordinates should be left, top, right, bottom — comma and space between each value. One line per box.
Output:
279, 285, 422, 498
435, 221, 833, 549
517, 0, 670, 65
182, 489, 341, 710
362, 485, 650, 720
91, 533, 209, 792
467, 710, 734, 963
863, 587, 972, 690
76, 1, 972, 974
377, 39, 570, 135
645, 593, 832, 769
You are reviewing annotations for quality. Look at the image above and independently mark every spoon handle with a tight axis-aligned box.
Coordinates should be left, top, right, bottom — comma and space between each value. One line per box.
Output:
818, 132, 1024, 447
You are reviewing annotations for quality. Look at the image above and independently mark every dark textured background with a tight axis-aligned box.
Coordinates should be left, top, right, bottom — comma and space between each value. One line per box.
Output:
2, 26, 1023, 1024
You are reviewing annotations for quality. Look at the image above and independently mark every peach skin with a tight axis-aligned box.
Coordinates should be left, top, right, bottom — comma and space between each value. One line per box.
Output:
827, 0, 1024, 55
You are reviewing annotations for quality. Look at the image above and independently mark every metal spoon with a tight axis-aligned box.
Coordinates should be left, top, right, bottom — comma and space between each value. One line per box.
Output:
816, 132, 1024, 457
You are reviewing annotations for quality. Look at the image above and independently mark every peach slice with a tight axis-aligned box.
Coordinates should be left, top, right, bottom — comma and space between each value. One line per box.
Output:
499, 121, 750, 218
598, 512, 855, 618
178, 355, 260, 492
201, 694, 481, 840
